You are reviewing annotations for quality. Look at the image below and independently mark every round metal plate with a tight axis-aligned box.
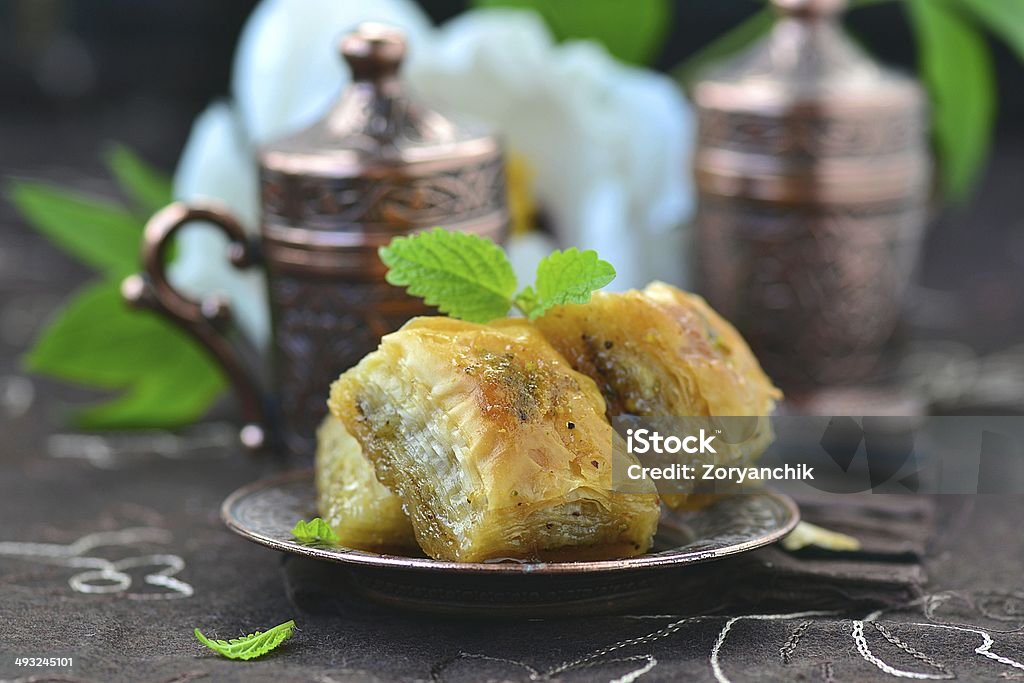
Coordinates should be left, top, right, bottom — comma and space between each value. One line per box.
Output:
223, 470, 799, 616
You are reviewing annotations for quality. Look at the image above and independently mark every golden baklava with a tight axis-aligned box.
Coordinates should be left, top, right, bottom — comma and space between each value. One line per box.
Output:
534, 282, 781, 507
328, 317, 660, 562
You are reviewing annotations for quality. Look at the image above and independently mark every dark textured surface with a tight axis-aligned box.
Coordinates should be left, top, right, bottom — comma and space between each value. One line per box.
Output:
0, 433, 1020, 683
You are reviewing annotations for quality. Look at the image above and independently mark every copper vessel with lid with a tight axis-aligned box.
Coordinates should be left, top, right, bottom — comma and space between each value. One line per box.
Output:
693, 0, 931, 396
124, 24, 508, 454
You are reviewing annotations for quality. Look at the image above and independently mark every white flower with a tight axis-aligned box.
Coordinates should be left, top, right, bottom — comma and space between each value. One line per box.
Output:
406, 10, 693, 288
170, 0, 694, 348
232, 0, 432, 144
170, 101, 266, 344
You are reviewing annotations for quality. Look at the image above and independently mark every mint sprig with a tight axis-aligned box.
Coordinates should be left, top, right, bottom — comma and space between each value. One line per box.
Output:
290, 517, 339, 545
194, 620, 295, 660
379, 229, 615, 323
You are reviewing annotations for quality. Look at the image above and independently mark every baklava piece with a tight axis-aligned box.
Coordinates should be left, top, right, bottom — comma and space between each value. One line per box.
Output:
534, 282, 781, 418
534, 282, 782, 507
329, 317, 660, 562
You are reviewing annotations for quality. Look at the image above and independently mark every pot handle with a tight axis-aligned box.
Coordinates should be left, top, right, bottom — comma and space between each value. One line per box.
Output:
121, 201, 270, 450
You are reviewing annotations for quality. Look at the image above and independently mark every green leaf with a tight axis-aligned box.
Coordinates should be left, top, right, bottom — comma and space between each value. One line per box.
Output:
194, 620, 296, 661
290, 518, 340, 545
673, 7, 773, 89
473, 0, 671, 65
518, 248, 616, 320
379, 228, 518, 323
957, 0, 1024, 62
7, 180, 143, 278
25, 281, 226, 429
781, 521, 861, 552
908, 0, 996, 200
104, 143, 173, 215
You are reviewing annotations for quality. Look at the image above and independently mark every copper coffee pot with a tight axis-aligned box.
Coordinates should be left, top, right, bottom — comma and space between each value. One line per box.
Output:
693, 0, 931, 404
122, 24, 508, 454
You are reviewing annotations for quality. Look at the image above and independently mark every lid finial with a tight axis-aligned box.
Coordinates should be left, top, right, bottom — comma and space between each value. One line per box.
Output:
339, 23, 407, 82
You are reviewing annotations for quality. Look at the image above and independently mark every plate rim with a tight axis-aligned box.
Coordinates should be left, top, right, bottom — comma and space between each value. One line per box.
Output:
221, 468, 800, 575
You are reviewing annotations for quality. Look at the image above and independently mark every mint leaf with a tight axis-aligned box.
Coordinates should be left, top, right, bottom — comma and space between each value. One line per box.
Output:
520, 248, 615, 320
7, 181, 143, 278
474, 0, 671, 65
908, 0, 995, 200
291, 518, 339, 545
379, 228, 517, 323
104, 143, 173, 215
194, 620, 295, 660
958, 0, 1024, 63
25, 281, 226, 429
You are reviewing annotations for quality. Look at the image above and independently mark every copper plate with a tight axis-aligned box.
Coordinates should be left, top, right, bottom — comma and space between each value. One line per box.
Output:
222, 470, 799, 616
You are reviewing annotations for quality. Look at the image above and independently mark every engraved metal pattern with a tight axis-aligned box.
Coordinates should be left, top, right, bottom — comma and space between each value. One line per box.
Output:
697, 109, 926, 158
268, 276, 431, 456
221, 470, 799, 616
261, 155, 506, 230
697, 197, 928, 387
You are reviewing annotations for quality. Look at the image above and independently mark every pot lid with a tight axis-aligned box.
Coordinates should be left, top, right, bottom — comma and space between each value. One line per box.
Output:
259, 23, 501, 178
695, 0, 924, 113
